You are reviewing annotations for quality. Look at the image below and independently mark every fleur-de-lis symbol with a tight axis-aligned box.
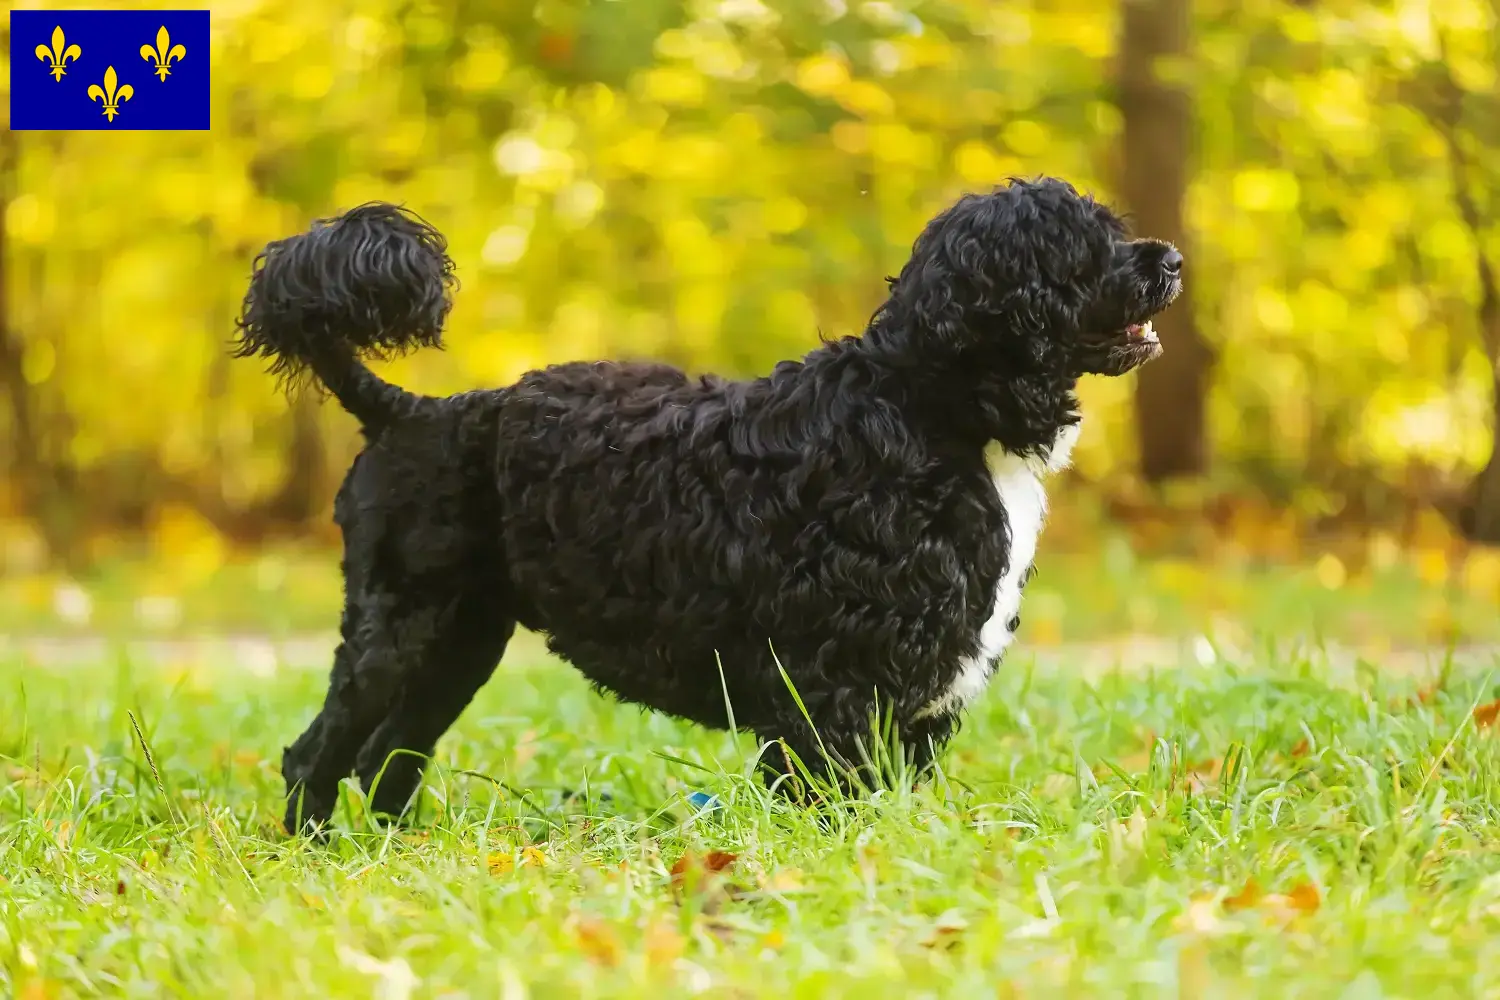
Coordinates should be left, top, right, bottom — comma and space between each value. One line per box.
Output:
139, 25, 186, 81
87, 66, 134, 122
34, 25, 81, 82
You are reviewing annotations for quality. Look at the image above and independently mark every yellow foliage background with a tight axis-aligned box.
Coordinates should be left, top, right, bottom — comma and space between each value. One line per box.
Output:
2, 0, 1498, 576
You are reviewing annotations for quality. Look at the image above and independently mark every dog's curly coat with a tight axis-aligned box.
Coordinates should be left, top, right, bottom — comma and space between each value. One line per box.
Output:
234, 176, 1183, 832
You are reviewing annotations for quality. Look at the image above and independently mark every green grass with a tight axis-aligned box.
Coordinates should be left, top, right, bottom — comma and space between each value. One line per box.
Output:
6, 643, 1500, 998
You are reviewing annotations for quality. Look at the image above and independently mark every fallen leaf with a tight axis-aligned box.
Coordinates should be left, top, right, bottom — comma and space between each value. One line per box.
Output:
1190, 758, 1221, 778
1289, 738, 1310, 757
1222, 878, 1262, 912
670, 850, 742, 914
669, 850, 738, 887
488, 846, 546, 876
513, 729, 539, 769
1256, 881, 1320, 925
921, 909, 968, 949
1474, 699, 1500, 729
644, 921, 684, 967
19, 979, 59, 1000
1286, 881, 1321, 913
571, 915, 623, 966
1176, 895, 1233, 936
760, 868, 804, 892
1178, 938, 1212, 997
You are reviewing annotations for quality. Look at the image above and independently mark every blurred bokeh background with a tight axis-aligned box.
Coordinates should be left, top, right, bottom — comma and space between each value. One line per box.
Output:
1, 0, 1498, 647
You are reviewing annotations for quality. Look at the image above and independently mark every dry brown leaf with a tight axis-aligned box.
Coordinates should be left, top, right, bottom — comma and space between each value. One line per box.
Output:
670, 850, 743, 914
1256, 882, 1320, 924
1286, 881, 1321, 913
669, 850, 738, 887
1222, 878, 1262, 912
1473, 699, 1500, 729
1289, 738, 1310, 757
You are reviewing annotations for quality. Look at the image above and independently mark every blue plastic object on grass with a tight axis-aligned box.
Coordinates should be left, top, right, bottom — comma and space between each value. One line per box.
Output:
687, 791, 723, 813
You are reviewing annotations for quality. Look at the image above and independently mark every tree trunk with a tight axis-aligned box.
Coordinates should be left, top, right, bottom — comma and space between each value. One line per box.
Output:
265, 392, 327, 525
1425, 62, 1500, 543
1473, 373, 1500, 542
0, 130, 82, 565
1464, 280, 1500, 539
1118, 0, 1213, 481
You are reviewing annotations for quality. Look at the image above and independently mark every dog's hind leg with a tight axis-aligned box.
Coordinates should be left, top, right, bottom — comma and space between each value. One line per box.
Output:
281, 592, 453, 835
353, 600, 514, 821
281, 597, 367, 834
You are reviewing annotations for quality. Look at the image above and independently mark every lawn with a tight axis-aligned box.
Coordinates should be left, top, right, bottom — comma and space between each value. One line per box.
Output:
4, 636, 1500, 998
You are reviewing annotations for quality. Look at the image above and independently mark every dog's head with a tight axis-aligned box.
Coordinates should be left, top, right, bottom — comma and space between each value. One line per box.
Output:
881, 177, 1182, 379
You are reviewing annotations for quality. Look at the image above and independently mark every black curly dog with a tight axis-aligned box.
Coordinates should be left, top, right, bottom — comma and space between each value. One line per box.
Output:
234, 176, 1182, 833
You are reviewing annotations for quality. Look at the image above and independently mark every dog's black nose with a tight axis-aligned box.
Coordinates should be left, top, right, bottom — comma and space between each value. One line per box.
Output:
1161, 248, 1183, 275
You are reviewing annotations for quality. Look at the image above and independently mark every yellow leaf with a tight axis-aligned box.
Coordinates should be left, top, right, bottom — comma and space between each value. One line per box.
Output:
644, 921, 684, 967
571, 915, 623, 966
1176, 895, 1232, 936
761, 868, 804, 892
794, 54, 849, 95
1314, 553, 1346, 590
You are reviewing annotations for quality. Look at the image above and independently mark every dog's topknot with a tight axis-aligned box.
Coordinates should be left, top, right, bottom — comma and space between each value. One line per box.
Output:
233, 202, 456, 385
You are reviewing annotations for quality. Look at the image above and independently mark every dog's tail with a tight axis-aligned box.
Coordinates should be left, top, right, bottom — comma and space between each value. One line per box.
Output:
233, 202, 456, 429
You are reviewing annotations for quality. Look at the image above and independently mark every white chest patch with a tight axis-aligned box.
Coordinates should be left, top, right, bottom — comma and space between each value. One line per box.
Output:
916, 420, 1079, 720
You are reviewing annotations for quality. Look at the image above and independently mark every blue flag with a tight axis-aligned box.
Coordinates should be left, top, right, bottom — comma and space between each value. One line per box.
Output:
10, 9, 210, 130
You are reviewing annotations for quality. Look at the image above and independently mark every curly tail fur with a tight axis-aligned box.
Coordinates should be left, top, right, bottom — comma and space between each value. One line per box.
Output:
233, 202, 456, 428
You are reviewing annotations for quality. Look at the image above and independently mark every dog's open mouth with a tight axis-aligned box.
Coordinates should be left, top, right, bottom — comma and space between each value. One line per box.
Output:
1076, 318, 1165, 376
